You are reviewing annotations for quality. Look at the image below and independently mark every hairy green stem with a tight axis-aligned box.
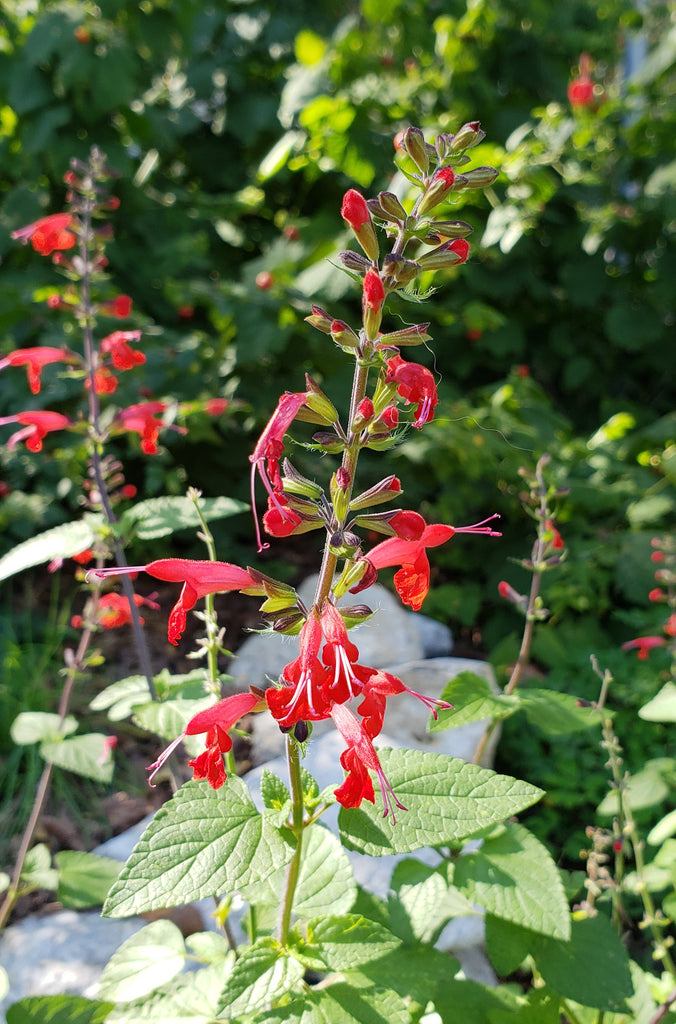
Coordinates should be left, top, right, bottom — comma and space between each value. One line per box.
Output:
278, 735, 306, 945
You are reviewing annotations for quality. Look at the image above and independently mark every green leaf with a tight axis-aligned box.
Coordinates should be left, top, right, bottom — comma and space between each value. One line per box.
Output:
103, 963, 224, 1024
246, 824, 357, 920
215, 938, 304, 1017
254, 981, 410, 1024
0, 519, 100, 582
103, 778, 293, 918
21, 843, 58, 893
98, 921, 186, 1003
55, 852, 121, 909
301, 914, 400, 970
639, 682, 676, 722
430, 671, 518, 731
597, 760, 670, 815
484, 914, 534, 976
388, 860, 477, 945
533, 913, 634, 1012
519, 688, 603, 735
40, 733, 115, 784
120, 495, 246, 541
6, 996, 113, 1024
648, 808, 676, 845
357, 944, 458, 1008
338, 748, 543, 855
11, 712, 77, 745
260, 769, 291, 809
429, 977, 521, 1024
89, 677, 153, 721
454, 823, 570, 940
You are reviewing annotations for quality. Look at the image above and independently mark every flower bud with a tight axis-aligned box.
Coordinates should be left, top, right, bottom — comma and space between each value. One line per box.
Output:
273, 611, 305, 635
330, 319, 360, 349
339, 605, 375, 628
417, 238, 470, 270
312, 431, 345, 453
330, 468, 351, 521
454, 166, 499, 189
350, 474, 402, 510
302, 373, 338, 424
382, 253, 421, 288
362, 268, 386, 340
428, 220, 474, 240
280, 458, 323, 499
293, 720, 309, 742
333, 559, 370, 598
353, 509, 401, 535
376, 324, 431, 348
341, 189, 380, 263
376, 191, 407, 223
417, 168, 456, 217
338, 250, 372, 274
305, 305, 334, 333
449, 121, 486, 152
352, 397, 374, 432
402, 127, 430, 174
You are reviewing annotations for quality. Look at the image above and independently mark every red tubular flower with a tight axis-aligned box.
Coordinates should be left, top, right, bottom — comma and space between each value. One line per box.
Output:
356, 667, 452, 739
85, 367, 118, 394
12, 213, 76, 255
0, 411, 71, 452
341, 189, 379, 262
0, 347, 77, 394
147, 692, 264, 789
362, 509, 500, 611
101, 295, 133, 318
97, 592, 160, 629
249, 391, 308, 552
262, 494, 303, 538
385, 355, 438, 428
91, 559, 257, 645
100, 330, 145, 370
621, 636, 667, 660
331, 703, 406, 821
544, 519, 564, 550
266, 614, 333, 727
362, 268, 385, 313
114, 402, 187, 455
568, 52, 595, 108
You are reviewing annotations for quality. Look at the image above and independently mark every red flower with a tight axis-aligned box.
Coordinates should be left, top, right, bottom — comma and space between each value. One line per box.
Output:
331, 703, 406, 821
362, 268, 385, 313
385, 355, 438, 428
101, 295, 133, 318
147, 692, 264, 789
72, 591, 160, 631
341, 189, 379, 262
266, 614, 333, 727
85, 367, 118, 394
12, 213, 76, 255
91, 559, 256, 645
568, 52, 595, 108
262, 494, 303, 538
362, 509, 500, 611
249, 391, 308, 552
621, 636, 667, 660
544, 518, 564, 550
205, 398, 228, 416
0, 411, 71, 452
114, 402, 187, 455
0, 347, 77, 394
100, 330, 145, 370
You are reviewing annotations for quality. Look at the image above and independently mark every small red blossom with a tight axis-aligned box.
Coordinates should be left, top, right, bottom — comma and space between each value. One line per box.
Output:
12, 213, 76, 256
341, 189, 379, 263
249, 391, 308, 552
649, 588, 665, 603
361, 509, 500, 611
621, 636, 667, 660
0, 411, 71, 452
266, 614, 333, 727
86, 367, 118, 394
568, 53, 595, 108
147, 692, 264, 789
101, 295, 132, 318
255, 271, 274, 291
262, 494, 303, 538
73, 591, 160, 631
664, 615, 676, 638
205, 398, 228, 416
651, 551, 665, 563
385, 355, 438, 428
331, 703, 406, 821
517, 364, 530, 377
177, 304, 195, 320
72, 549, 94, 564
91, 558, 257, 645
100, 330, 145, 370
0, 347, 77, 394
114, 402, 187, 455
362, 269, 386, 313
120, 484, 137, 499
544, 518, 565, 550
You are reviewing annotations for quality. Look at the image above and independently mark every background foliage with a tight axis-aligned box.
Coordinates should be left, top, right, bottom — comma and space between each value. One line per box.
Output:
0, 0, 674, 868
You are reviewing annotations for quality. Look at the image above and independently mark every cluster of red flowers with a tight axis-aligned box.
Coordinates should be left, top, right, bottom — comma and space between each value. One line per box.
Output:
622, 537, 676, 660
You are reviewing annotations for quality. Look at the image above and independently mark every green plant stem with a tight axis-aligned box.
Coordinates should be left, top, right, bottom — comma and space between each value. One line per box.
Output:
0, 607, 99, 932
560, 999, 585, 1024
648, 987, 676, 1024
278, 735, 306, 945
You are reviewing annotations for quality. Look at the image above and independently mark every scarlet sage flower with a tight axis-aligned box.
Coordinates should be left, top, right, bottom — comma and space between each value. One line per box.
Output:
331, 703, 406, 821
0, 347, 78, 394
262, 494, 303, 539
100, 295, 133, 318
147, 692, 265, 789
355, 667, 452, 740
249, 391, 308, 552
385, 354, 438, 428
12, 213, 76, 255
621, 636, 667, 660
266, 614, 333, 727
91, 559, 257, 645
100, 330, 145, 370
0, 411, 71, 452
71, 592, 160, 630
114, 402, 187, 455
362, 509, 500, 611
